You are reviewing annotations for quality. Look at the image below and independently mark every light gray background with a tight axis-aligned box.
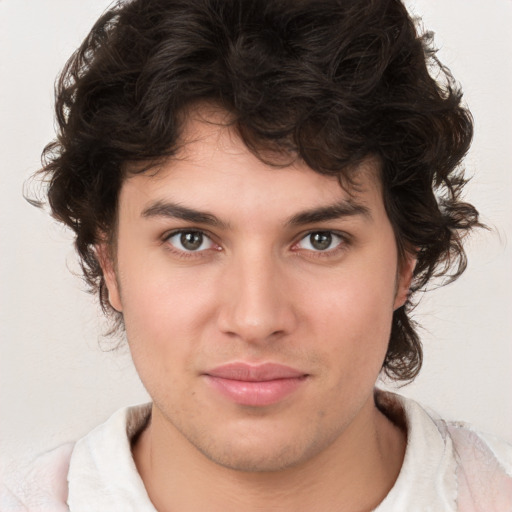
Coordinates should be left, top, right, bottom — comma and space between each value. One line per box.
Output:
1, 0, 511, 463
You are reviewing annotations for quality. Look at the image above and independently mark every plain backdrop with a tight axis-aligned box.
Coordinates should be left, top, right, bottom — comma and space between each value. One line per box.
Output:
1, 0, 511, 464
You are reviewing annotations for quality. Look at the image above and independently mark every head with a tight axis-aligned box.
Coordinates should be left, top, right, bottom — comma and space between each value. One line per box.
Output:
40, 0, 478, 384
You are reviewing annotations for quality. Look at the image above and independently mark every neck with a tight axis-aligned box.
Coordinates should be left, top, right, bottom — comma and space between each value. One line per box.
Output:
132, 395, 406, 512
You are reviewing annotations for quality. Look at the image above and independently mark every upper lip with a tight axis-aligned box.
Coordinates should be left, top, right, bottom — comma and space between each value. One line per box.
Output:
205, 363, 307, 382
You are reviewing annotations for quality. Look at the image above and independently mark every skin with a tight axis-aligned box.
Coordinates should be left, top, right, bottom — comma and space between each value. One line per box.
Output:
100, 108, 415, 512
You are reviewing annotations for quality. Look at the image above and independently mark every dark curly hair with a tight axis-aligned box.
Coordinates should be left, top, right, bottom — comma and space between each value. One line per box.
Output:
38, 0, 480, 381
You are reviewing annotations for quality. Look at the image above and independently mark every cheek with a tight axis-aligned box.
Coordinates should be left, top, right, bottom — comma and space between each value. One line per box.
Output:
301, 256, 397, 369
115, 254, 217, 380
121, 270, 214, 344
120, 283, 201, 404
117, 229, 215, 328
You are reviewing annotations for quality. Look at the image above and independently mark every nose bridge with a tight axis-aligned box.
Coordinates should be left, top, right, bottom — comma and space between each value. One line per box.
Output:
218, 243, 295, 342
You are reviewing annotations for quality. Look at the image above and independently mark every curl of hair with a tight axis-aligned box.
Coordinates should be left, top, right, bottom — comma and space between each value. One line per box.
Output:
38, 0, 481, 381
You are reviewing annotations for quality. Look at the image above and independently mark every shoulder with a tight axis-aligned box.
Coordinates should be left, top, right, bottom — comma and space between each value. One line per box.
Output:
375, 390, 512, 511
0, 402, 152, 512
0, 442, 74, 512
66, 403, 153, 510
440, 419, 512, 510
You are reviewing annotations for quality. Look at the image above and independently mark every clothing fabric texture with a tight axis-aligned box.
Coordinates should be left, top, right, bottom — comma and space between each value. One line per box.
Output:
1, 391, 511, 511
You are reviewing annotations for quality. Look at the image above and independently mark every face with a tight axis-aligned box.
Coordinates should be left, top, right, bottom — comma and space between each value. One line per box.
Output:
102, 109, 414, 472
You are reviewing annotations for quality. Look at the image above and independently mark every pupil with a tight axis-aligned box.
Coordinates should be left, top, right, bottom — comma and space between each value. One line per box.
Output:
181, 231, 203, 250
311, 232, 332, 250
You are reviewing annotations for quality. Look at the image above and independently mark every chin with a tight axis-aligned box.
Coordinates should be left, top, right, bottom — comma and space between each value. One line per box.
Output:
189, 428, 333, 474
199, 444, 306, 473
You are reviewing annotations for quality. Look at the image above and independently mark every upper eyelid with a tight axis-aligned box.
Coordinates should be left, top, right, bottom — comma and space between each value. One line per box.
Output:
162, 228, 222, 258
162, 229, 221, 255
163, 227, 216, 242
162, 228, 350, 251
293, 229, 350, 244
291, 230, 352, 255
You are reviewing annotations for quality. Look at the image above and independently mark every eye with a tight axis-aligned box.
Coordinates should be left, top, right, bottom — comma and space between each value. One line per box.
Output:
296, 231, 345, 252
165, 230, 217, 252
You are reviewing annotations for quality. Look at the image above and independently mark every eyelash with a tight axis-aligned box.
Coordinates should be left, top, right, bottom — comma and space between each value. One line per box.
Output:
292, 230, 350, 259
162, 229, 350, 259
162, 229, 221, 258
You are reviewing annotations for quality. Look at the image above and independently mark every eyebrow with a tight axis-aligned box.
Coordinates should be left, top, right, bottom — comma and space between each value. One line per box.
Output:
286, 200, 371, 226
141, 201, 229, 229
141, 199, 371, 228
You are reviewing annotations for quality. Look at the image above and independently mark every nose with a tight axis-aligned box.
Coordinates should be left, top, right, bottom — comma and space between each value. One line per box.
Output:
216, 249, 298, 344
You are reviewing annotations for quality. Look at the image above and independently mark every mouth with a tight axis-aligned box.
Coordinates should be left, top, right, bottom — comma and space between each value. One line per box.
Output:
204, 362, 309, 407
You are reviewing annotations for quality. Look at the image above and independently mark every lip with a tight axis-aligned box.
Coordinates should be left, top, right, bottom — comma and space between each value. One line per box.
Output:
204, 363, 309, 406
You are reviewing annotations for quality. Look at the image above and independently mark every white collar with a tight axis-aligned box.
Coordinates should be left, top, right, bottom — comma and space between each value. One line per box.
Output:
67, 392, 459, 511
68, 403, 156, 511
375, 391, 458, 511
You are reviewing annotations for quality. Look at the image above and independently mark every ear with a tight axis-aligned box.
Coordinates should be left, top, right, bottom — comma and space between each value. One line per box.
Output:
393, 251, 416, 310
95, 243, 123, 312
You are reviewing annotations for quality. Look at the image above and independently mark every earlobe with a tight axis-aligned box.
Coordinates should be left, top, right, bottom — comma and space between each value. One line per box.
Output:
95, 243, 123, 312
393, 252, 417, 310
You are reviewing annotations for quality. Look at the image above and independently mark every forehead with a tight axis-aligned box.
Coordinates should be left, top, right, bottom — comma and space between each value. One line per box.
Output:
121, 108, 383, 220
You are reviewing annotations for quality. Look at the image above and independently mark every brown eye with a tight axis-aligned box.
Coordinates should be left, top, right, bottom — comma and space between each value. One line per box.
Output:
296, 231, 344, 252
181, 231, 203, 251
166, 230, 215, 252
310, 232, 332, 250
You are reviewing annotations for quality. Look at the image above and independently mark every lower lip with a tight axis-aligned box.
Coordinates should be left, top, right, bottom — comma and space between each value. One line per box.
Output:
205, 376, 307, 406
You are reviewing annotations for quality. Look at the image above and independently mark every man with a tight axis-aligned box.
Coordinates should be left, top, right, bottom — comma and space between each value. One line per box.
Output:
1, 0, 511, 510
